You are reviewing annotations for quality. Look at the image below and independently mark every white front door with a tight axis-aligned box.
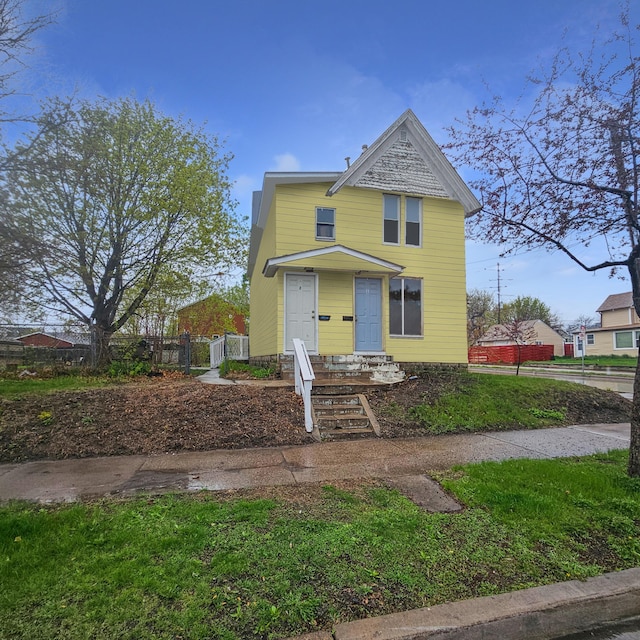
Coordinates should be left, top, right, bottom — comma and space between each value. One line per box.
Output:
285, 273, 317, 352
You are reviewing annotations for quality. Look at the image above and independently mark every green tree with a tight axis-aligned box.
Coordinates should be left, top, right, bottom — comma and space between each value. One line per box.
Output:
501, 296, 561, 330
446, 7, 640, 475
1, 96, 247, 365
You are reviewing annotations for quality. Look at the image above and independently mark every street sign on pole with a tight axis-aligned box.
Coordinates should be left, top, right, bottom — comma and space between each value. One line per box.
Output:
580, 325, 586, 375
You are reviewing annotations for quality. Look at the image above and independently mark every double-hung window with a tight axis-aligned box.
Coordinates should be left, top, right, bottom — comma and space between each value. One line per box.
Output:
316, 207, 335, 240
405, 197, 421, 246
389, 277, 422, 336
383, 194, 422, 245
383, 194, 400, 244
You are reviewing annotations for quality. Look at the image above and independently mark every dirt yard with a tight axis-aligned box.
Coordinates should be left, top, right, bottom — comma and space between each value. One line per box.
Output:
0, 372, 632, 463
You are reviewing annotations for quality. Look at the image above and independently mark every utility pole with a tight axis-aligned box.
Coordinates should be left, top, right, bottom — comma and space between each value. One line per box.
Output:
491, 262, 508, 324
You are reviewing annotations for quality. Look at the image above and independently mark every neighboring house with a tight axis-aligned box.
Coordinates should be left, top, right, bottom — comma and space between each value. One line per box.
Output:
16, 332, 89, 348
247, 110, 481, 373
573, 292, 639, 357
476, 320, 565, 357
177, 294, 246, 337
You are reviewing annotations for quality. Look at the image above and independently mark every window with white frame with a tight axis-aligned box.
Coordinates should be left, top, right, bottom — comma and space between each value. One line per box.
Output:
405, 197, 422, 246
614, 330, 640, 349
389, 277, 422, 336
586, 333, 595, 345
383, 194, 400, 244
315, 207, 335, 240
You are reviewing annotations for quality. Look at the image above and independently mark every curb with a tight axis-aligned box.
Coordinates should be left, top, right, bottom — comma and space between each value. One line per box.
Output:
286, 568, 640, 640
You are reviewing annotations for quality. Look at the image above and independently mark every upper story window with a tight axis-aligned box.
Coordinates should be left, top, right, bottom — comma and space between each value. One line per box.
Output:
316, 207, 335, 240
383, 194, 400, 244
405, 197, 422, 246
383, 194, 422, 246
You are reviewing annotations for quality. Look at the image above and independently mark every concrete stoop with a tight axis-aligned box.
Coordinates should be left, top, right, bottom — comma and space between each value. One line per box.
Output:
286, 568, 640, 640
280, 354, 405, 384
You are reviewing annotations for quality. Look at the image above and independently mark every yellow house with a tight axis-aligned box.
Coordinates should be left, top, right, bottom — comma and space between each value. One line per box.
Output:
574, 292, 640, 357
248, 110, 481, 377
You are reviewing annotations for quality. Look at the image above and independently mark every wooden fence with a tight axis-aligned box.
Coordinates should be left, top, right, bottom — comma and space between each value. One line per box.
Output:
468, 344, 555, 365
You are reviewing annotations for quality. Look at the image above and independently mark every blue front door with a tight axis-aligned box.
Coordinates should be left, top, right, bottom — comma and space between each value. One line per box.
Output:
355, 277, 382, 351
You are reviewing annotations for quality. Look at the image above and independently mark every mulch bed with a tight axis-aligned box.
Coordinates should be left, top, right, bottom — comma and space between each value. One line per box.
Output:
0, 372, 632, 463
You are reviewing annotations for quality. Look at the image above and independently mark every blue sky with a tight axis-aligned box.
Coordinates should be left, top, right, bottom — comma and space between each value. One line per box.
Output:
20, 0, 640, 326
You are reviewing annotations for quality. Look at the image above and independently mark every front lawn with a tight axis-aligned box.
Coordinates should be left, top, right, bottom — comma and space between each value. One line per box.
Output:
524, 355, 638, 369
1, 450, 638, 639
369, 371, 631, 436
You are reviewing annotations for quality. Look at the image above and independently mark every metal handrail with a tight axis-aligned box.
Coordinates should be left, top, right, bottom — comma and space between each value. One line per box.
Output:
292, 338, 315, 433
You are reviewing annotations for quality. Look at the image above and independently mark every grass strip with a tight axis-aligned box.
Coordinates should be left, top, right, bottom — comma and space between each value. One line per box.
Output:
1, 451, 639, 639
407, 373, 626, 433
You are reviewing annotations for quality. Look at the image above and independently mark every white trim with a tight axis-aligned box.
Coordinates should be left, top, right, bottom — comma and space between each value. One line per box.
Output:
263, 244, 404, 277
284, 272, 319, 354
382, 193, 400, 245
613, 329, 640, 350
326, 109, 481, 216
315, 206, 336, 241
405, 196, 422, 248
389, 276, 424, 337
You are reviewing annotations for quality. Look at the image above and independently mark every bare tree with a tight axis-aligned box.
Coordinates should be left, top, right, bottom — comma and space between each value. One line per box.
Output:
497, 320, 538, 376
0, 0, 56, 311
446, 7, 640, 474
0, 0, 56, 122
467, 288, 497, 346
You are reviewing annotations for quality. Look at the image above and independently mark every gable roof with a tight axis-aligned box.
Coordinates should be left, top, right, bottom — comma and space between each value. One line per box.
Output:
16, 331, 89, 347
478, 319, 562, 342
326, 109, 481, 216
596, 292, 633, 313
262, 245, 403, 278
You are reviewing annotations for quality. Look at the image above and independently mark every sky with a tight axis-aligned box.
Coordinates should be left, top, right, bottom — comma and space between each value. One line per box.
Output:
16, 0, 640, 327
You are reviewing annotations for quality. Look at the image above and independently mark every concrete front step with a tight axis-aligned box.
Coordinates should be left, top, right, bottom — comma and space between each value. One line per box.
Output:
279, 354, 405, 384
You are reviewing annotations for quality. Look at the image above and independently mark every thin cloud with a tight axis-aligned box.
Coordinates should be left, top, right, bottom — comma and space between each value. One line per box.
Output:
271, 153, 301, 171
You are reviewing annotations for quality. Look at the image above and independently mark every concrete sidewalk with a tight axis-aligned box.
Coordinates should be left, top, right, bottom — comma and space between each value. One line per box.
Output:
0, 422, 630, 504
0, 422, 636, 640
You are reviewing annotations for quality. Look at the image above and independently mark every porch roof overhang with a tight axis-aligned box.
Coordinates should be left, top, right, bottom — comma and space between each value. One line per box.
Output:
262, 245, 404, 278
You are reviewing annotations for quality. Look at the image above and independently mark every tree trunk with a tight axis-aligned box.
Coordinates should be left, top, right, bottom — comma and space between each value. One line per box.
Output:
629, 360, 640, 477
628, 257, 640, 477
93, 325, 114, 369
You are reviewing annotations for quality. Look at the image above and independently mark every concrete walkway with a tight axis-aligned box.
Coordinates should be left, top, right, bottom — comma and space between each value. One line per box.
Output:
0, 421, 635, 640
0, 422, 630, 504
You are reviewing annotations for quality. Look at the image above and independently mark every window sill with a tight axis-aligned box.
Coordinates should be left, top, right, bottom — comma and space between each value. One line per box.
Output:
315, 237, 335, 242
389, 334, 424, 339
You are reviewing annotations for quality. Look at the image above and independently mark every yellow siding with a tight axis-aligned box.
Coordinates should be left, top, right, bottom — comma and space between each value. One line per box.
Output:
601, 308, 637, 327
584, 328, 639, 356
532, 322, 565, 357
316, 272, 354, 355
250, 182, 468, 363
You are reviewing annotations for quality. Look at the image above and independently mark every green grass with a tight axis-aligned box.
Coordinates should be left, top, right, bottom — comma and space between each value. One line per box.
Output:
409, 374, 584, 433
219, 360, 276, 378
0, 374, 115, 397
525, 355, 638, 368
1, 451, 639, 639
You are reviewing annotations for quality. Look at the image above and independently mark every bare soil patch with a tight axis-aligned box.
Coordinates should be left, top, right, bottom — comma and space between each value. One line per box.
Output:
0, 378, 308, 462
0, 371, 632, 463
